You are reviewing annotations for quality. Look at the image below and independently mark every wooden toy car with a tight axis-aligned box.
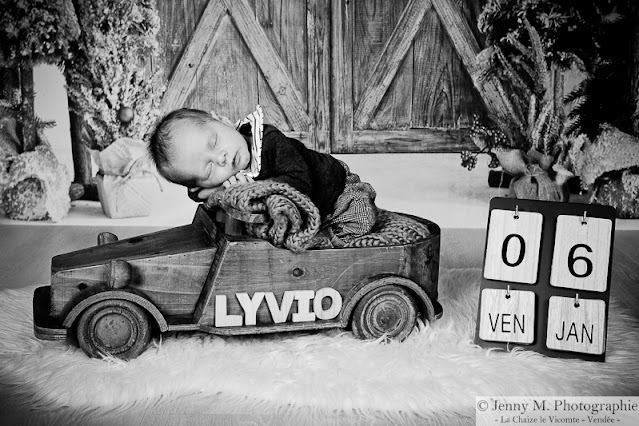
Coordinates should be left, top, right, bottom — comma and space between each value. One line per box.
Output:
33, 205, 441, 360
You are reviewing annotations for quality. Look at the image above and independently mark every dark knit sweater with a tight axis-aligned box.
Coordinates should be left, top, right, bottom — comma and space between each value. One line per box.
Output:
252, 125, 346, 218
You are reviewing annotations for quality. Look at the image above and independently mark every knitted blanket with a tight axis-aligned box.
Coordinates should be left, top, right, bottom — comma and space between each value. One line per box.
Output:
205, 181, 321, 252
205, 181, 431, 251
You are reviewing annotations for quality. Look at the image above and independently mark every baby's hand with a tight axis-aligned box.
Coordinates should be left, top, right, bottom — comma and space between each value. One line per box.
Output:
223, 172, 254, 188
187, 173, 253, 201
188, 186, 224, 201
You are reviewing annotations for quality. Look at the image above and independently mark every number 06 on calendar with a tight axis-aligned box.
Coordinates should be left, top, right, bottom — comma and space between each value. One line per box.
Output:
474, 197, 616, 361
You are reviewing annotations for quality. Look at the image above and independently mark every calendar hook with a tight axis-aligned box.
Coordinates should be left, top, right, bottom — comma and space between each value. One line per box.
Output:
574, 293, 580, 308
581, 211, 588, 225
514, 205, 519, 219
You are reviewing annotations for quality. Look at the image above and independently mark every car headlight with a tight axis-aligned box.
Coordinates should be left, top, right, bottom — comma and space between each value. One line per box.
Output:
107, 259, 131, 289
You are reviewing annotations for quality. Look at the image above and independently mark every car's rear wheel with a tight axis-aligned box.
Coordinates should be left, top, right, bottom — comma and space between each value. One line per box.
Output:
351, 285, 417, 341
76, 299, 152, 360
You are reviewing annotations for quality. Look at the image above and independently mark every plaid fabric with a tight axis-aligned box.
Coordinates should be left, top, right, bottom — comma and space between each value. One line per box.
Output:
322, 161, 378, 247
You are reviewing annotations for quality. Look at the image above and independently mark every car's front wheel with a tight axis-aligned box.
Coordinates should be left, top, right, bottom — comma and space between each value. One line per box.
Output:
76, 299, 152, 360
351, 285, 417, 341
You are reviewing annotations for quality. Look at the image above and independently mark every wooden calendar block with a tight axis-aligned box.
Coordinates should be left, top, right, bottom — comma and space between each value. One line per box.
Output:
550, 215, 612, 292
475, 197, 616, 362
484, 209, 543, 284
478, 289, 535, 344
546, 296, 606, 355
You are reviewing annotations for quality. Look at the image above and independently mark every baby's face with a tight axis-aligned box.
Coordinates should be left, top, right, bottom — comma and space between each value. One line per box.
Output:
168, 120, 251, 188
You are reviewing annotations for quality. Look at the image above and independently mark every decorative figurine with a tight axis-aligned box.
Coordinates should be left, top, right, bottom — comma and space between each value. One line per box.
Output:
116, 106, 135, 125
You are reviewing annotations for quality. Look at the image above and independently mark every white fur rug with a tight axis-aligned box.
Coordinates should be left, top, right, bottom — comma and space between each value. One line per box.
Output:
2, 237, 639, 424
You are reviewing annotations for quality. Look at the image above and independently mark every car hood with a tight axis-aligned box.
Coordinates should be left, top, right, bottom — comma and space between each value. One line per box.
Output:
52, 224, 214, 273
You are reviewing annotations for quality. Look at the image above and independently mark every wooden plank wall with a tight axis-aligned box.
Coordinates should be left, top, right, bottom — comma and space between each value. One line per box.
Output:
157, 0, 310, 133
254, 0, 308, 132
156, 0, 489, 153
157, 0, 209, 108
352, 0, 486, 131
353, 0, 413, 131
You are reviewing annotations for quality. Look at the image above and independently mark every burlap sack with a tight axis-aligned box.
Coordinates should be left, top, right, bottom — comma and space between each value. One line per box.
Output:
92, 138, 161, 218
94, 171, 160, 219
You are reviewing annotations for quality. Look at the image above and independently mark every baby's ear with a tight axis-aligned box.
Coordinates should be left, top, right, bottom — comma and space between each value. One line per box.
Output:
209, 110, 234, 127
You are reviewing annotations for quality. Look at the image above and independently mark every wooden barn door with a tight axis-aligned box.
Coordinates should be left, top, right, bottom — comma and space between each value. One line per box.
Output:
331, 0, 491, 153
158, 0, 504, 153
158, 0, 330, 151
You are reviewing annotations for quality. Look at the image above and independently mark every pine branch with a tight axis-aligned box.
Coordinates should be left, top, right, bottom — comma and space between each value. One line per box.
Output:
493, 80, 526, 140
505, 32, 535, 62
516, 60, 538, 86
494, 47, 533, 100
532, 101, 553, 150
543, 114, 560, 155
34, 117, 56, 130
563, 80, 588, 105
527, 94, 538, 142
522, 16, 551, 95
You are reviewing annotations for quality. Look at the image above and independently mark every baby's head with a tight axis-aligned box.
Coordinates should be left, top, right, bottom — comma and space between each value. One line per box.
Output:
149, 108, 251, 188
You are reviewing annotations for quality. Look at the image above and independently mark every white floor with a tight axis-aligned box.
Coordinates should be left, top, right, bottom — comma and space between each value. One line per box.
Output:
2, 153, 638, 230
